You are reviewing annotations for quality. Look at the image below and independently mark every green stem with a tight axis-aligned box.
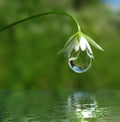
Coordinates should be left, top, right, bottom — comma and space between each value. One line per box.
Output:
0, 11, 80, 32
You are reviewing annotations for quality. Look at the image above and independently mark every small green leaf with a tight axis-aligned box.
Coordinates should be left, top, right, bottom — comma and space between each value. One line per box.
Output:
82, 33, 104, 51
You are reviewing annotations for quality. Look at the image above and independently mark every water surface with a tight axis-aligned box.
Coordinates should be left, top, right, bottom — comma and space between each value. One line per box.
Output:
0, 90, 120, 122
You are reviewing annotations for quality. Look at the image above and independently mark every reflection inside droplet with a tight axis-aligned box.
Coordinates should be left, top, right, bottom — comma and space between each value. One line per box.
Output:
68, 49, 93, 73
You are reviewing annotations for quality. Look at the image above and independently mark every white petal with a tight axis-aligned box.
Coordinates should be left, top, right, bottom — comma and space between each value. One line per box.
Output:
65, 40, 75, 57
86, 40, 93, 55
80, 36, 87, 51
74, 39, 80, 51
65, 38, 79, 57
74, 43, 79, 51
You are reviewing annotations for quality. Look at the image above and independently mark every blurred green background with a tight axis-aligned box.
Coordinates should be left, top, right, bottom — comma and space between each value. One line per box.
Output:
0, 0, 120, 90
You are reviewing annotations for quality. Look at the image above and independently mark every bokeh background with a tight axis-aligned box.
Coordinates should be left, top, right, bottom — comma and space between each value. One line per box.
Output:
0, 0, 120, 90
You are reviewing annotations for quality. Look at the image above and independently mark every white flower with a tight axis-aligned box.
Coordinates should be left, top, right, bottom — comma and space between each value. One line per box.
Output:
74, 36, 94, 58
63, 35, 94, 73
58, 32, 103, 73
63, 35, 94, 59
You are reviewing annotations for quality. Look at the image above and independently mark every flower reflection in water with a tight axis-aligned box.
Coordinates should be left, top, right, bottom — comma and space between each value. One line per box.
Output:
67, 92, 107, 122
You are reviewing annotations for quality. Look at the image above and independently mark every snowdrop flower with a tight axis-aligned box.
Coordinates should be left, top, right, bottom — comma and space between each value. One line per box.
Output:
60, 32, 103, 73
74, 36, 93, 58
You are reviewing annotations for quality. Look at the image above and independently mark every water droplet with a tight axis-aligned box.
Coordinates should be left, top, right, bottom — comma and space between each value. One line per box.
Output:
68, 49, 93, 73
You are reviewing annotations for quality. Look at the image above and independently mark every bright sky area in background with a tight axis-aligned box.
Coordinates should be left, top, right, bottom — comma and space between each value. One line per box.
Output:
104, 0, 120, 10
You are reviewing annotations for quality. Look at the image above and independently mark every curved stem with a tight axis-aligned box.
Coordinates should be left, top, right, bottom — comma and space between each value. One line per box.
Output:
0, 11, 80, 32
